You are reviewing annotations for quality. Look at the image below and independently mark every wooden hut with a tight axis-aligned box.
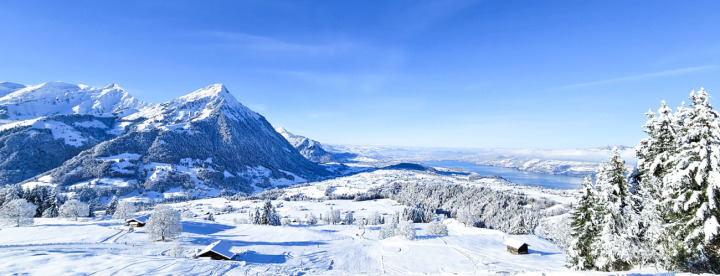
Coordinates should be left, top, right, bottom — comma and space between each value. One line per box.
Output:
125, 218, 146, 227
504, 238, 529, 255
197, 240, 237, 260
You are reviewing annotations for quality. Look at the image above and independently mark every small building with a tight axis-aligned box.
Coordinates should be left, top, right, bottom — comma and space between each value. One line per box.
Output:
197, 240, 238, 261
125, 217, 146, 227
504, 238, 529, 255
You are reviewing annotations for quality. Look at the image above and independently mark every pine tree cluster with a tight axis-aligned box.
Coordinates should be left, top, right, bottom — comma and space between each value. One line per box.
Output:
567, 89, 720, 273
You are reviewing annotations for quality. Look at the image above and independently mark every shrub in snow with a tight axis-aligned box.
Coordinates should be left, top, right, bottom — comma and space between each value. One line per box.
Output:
167, 242, 186, 257
248, 200, 280, 226
0, 199, 36, 227
281, 218, 291, 226
426, 220, 448, 236
59, 199, 90, 221
146, 205, 182, 241
113, 201, 137, 220
398, 220, 416, 240
307, 213, 318, 225
233, 218, 248, 225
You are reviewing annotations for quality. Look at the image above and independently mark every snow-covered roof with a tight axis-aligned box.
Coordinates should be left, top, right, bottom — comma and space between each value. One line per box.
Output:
126, 214, 150, 223
503, 238, 527, 249
197, 240, 236, 260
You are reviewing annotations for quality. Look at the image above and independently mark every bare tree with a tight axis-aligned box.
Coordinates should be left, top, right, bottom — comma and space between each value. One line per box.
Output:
113, 201, 137, 220
59, 199, 89, 221
146, 205, 182, 241
0, 199, 36, 227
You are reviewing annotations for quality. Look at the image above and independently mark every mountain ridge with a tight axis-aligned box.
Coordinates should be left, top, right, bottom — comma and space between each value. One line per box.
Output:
0, 81, 330, 196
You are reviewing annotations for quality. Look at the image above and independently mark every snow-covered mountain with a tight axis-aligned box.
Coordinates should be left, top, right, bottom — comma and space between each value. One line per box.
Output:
0, 82, 329, 194
0, 82, 145, 121
275, 127, 351, 163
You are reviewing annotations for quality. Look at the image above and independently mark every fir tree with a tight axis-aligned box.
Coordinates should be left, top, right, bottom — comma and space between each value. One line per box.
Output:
592, 150, 637, 271
634, 100, 679, 268
664, 89, 720, 271
566, 175, 599, 270
106, 196, 118, 216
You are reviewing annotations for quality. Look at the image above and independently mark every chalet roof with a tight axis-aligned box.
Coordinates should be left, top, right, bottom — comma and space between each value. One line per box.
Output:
198, 240, 236, 260
503, 238, 527, 249
125, 214, 150, 223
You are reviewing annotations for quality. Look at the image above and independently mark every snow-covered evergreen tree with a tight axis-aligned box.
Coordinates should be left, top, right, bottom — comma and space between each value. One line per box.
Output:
344, 211, 353, 225
58, 199, 89, 221
146, 205, 182, 241
380, 222, 396, 239
663, 89, 720, 271
566, 175, 599, 270
42, 189, 60, 218
369, 211, 383, 225
257, 200, 280, 226
249, 207, 261, 224
0, 199, 36, 227
398, 220, 416, 240
592, 150, 637, 271
105, 196, 118, 216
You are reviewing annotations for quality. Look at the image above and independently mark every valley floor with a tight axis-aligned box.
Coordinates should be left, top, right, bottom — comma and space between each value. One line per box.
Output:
0, 215, 565, 275
0, 170, 669, 275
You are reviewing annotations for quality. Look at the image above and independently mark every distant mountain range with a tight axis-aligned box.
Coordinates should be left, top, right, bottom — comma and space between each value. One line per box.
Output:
275, 127, 356, 163
0, 82, 329, 194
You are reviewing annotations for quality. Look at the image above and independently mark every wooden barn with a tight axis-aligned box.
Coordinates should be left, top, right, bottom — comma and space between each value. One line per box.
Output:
504, 238, 529, 255
125, 217, 146, 227
197, 240, 238, 261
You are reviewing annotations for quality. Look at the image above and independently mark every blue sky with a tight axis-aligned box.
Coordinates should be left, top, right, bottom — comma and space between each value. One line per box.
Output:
1, 1, 720, 149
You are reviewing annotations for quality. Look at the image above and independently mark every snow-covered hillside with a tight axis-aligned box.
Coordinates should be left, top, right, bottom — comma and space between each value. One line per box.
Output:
0, 169, 666, 275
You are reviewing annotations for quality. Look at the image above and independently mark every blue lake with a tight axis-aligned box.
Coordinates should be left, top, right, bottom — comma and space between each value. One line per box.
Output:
423, 160, 584, 190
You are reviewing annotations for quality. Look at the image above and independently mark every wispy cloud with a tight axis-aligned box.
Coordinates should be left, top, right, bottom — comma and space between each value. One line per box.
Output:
195, 31, 355, 56
559, 65, 720, 89
394, 0, 478, 37
256, 69, 393, 93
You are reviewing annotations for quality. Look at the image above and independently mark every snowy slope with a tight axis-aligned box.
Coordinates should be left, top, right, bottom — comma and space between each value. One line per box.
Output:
0, 82, 26, 98
0, 82, 145, 121
0, 170, 665, 275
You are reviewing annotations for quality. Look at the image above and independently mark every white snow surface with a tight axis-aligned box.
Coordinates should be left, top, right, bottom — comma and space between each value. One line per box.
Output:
0, 170, 668, 275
